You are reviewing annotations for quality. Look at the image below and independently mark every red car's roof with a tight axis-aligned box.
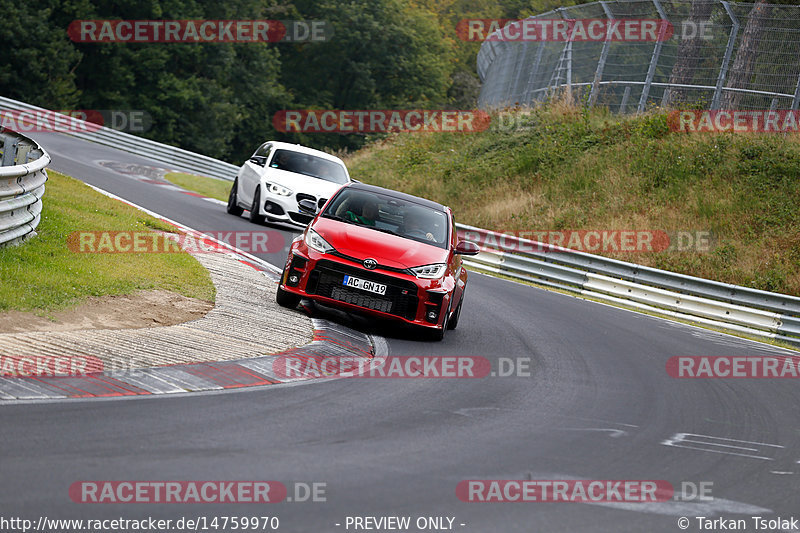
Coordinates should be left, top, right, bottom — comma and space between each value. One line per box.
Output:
344, 182, 449, 213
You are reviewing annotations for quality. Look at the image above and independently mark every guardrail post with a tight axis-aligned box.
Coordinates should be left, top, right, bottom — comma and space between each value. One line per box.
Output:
2, 137, 18, 166
17, 144, 31, 164
711, 1, 740, 110
638, 0, 668, 113
588, 1, 614, 107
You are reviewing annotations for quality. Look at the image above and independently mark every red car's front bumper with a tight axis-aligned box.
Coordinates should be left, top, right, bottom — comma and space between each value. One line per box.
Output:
279, 245, 454, 330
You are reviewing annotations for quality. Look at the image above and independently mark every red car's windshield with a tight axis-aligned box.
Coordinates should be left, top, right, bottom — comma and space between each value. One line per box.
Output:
322, 188, 449, 249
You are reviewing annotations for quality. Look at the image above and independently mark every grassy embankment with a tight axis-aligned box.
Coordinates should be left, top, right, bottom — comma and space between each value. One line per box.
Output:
344, 103, 800, 297
0, 171, 215, 313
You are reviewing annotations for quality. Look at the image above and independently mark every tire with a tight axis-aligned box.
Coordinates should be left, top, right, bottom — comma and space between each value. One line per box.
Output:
447, 293, 463, 330
226, 179, 243, 216
276, 285, 300, 309
249, 186, 265, 224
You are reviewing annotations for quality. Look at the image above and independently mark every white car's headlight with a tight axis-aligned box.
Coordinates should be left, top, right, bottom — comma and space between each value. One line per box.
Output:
410, 263, 446, 279
305, 229, 335, 253
266, 182, 292, 196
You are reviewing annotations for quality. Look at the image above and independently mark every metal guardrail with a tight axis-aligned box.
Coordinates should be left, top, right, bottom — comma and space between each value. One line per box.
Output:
0, 96, 238, 182
456, 224, 800, 348
0, 129, 49, 246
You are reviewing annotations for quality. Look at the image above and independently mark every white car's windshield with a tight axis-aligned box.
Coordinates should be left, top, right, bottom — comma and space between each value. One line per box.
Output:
269, 149, 348, 184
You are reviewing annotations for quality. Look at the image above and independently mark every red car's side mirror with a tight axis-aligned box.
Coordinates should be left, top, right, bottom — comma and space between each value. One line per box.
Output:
455, 240, 480, 255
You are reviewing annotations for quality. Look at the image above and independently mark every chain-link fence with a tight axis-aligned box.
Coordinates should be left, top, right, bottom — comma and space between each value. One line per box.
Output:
477, 0, 800, 112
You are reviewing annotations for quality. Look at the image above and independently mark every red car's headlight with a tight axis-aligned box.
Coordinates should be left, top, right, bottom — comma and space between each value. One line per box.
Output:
410, 263, 446, 279
305, 229, 335, 253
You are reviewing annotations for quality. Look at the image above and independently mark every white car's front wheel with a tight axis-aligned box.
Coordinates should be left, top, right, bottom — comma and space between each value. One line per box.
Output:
248, 186, 265, 224
226, 179, 243, 216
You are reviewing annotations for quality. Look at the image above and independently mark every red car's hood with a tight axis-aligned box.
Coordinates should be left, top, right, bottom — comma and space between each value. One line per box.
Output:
312, 217, 448, 270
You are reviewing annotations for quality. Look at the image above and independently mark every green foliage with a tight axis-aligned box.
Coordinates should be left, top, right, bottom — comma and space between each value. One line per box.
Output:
0, 0, 81, 108
0, 0, 460, 161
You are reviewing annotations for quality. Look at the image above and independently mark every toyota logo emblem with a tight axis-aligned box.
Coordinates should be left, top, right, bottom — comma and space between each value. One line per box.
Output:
363, 258, 378, 270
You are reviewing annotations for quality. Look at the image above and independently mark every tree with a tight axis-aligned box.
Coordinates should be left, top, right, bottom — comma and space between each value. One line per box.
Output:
663, 0, 714, 108
0, 0, 81, 109
281, 0, 454, 110
720, 0, 772, 110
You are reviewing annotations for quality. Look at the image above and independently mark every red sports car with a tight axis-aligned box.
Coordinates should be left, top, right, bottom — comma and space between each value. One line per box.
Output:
276, 182, 479, 340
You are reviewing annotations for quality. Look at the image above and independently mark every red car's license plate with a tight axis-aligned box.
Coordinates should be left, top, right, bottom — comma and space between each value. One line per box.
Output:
343, 275, 387, 295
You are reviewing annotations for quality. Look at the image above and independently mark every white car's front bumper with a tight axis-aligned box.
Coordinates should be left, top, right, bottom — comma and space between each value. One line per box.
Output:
255, 189, 325, 226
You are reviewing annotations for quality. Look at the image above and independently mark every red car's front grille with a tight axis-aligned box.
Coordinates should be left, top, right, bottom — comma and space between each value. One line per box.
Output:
328, 285, 394, 313
308, 260, 419, 320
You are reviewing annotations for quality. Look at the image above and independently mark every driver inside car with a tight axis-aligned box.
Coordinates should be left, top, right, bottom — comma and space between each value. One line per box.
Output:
271, 151, 289, 169
345, 197, 379, 226
402, 208, 436, 242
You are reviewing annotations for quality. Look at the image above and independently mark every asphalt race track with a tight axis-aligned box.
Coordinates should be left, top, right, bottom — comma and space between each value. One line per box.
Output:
1, 131, 799, 533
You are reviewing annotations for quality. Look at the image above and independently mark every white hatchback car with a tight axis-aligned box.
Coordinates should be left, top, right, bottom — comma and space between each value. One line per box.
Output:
227, 141, 351, 226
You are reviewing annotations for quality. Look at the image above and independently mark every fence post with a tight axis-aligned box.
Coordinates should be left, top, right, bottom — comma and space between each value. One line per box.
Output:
564, 8, 573, 97
589, 1, 614, 107
620, 86, 631, 113
511, 39, 533, 106
523, 40, 547, 104
638, 0, 668, 113
566, 41, 573, 94
547, 8, 573, 97
792, 71, 800, 110
711, 1, 740, 110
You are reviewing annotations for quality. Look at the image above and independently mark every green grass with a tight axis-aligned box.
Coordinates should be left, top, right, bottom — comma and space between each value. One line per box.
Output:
0, 170, 215, 312
164, 171, 232, 202
345, 102, 800, 296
